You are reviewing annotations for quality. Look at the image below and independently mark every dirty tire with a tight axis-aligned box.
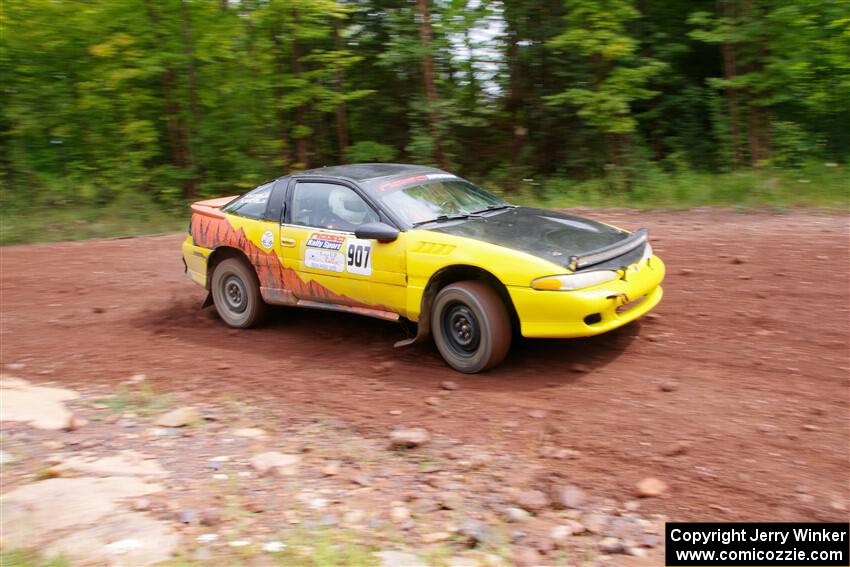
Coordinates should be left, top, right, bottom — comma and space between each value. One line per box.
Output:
431, 281, 511, 373
211, 258, 267, 328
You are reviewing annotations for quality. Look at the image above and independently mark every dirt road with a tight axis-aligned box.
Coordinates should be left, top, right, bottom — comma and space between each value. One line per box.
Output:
2, 209, 848, 522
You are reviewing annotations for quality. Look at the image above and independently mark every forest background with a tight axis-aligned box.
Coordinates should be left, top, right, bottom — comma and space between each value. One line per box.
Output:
2, 0, 847, 243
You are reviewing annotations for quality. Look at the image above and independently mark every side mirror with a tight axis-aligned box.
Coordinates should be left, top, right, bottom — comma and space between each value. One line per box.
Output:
354, 222, 400, 242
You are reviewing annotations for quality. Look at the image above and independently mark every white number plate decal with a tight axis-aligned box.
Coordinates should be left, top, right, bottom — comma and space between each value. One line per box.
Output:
305, 248, 345, 273
345, 239, 372, 276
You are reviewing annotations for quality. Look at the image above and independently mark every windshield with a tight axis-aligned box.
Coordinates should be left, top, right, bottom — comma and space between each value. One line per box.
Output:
379, 179, 511, 226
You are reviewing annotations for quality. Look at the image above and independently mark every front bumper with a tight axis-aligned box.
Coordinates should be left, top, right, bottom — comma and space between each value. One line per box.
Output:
508, 255, 666, 338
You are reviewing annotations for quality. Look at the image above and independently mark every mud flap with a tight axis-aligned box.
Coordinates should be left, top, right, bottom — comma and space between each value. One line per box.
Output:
201, 292, 214, 309
394, 316, 431, 348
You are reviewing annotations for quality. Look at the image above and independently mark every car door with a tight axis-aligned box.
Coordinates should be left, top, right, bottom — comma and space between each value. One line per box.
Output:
278, 179, 407, 317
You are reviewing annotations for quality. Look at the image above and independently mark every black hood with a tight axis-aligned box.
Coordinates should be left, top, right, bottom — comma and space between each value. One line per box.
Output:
427, 207, 645, 271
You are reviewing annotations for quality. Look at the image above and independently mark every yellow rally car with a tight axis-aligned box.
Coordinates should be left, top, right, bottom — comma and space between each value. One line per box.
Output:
182, 164, 665, 373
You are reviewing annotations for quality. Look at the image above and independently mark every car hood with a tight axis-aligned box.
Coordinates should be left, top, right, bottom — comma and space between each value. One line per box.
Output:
427, 207, 643, 271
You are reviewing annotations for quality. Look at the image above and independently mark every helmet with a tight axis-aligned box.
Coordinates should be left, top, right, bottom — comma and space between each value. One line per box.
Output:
329, 187, 369, 225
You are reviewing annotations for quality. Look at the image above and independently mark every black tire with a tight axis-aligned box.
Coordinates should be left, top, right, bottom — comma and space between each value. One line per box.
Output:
431, 281, 511, 373
210, 258, 267, 328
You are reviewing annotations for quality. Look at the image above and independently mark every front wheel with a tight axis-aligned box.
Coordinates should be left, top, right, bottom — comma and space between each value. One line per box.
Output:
211, 258, 267, 328
431, 281, 511, 373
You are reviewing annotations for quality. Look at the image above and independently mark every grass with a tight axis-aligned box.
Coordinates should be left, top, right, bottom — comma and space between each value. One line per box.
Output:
270, 528, 379, 567
3, 530, 381, 567
486, 162, 849, 211
94, 382, 172, 416
0, 193, 186, 245
0, 550, 68, 567
163, 527, 381, 567
1, 164, 846, 246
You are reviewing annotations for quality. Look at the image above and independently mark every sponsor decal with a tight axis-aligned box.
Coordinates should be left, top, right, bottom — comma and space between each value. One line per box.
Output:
305, 248, 345, 273
379, 173, 459, 190
306, 232, 345, 251
345, 238, 372, 276
260, 230, 274, 250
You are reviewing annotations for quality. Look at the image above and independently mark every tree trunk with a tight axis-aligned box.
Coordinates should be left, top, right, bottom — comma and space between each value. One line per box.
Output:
179, 0, 200, 195
505, 22, 527, 164
760, 108, 772, 161
415, 0, 447, 168
333, 20, 349, 161
269, 26, 292, 168
747, 100, 761, 166
720, 0, 743, 169
145, 0, 195, 197
291, 36, 309, 169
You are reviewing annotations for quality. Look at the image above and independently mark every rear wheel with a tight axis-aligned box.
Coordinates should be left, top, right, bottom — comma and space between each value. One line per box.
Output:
431, 281, 511, 373
211, 258, 266, 328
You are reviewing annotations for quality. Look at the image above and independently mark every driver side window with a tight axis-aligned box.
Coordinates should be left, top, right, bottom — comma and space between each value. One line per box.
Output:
291, 182, 379, 232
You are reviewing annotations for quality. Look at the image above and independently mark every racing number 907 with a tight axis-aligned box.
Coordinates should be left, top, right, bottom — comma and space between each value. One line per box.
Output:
346, 239, 372, 276
348, 244, 369, 267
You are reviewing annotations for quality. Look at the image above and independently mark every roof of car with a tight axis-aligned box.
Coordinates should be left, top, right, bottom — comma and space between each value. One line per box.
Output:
295, 163, 446, 183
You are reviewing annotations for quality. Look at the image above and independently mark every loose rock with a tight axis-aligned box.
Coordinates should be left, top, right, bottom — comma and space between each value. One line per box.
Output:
262, 541, 286, 553
549, 525, 571, 543
422, 531, 452, 543
636, 477, 668, 497
515, 489, 550, 513
504, 507, 531, 523
390, 504, 411, 523
57, 450, 168, 478
0, 378, 80, 430
200, 509, 221, 526
389, 428, 430, 448
250, 452, 301, 477
343, 509, 366, 525
45, 513, 179, 566
599, 537, 625, 554
154, 407, 201, 428
322, 461, 341, 476
440, 381, 459, 391
177, 508, 199, 525
459, 519, 495, 547
581, 513, 608, 534
1, 477, 163, 548
513, 547, 543, 567
375, 550, 427, 567
555, 485, 585, 509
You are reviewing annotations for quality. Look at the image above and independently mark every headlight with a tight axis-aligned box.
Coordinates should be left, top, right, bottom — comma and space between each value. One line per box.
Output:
641, 242, 653, 262
531, 270, 619, 291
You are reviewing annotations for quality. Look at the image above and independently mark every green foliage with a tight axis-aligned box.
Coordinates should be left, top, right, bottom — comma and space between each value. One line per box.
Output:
0, 0, 847, 226
345, 141, 399, 163
548, 0, 664, 137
